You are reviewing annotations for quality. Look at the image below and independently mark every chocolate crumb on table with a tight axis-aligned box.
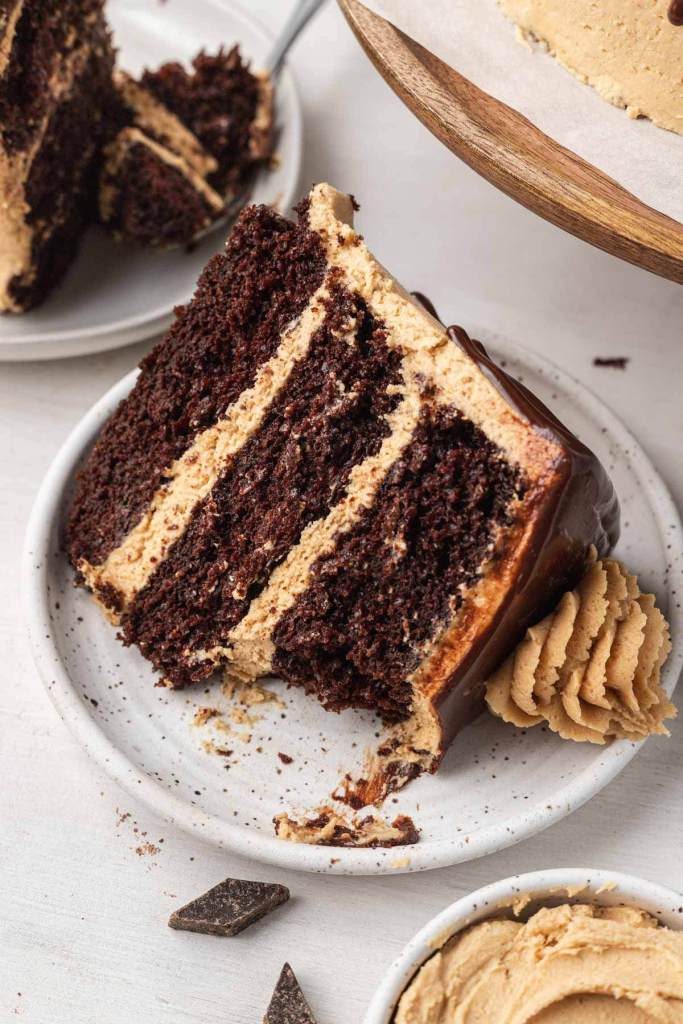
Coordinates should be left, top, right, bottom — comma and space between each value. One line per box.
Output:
593, 356, 629, 369
168, 877, 289, 936
264, 963, 318, 1024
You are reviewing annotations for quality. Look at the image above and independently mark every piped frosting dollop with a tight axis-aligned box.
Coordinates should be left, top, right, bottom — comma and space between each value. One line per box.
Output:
486, 558, 674, 743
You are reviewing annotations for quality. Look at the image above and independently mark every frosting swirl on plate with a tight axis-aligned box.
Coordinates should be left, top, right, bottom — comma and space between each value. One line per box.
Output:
485, 558, 674, 743
395, 903, 683, 1022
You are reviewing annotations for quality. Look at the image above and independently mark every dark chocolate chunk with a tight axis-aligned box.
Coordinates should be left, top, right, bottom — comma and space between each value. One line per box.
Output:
264, 964, 318, 1024
168, 877, 289, 936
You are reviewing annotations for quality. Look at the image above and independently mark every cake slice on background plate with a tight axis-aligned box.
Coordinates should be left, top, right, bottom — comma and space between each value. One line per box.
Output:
139, 47, 273, 197
99, 51, 273, 248
67, 182, 619, 817
99, 126, 225, 249
0, 0, 114, 312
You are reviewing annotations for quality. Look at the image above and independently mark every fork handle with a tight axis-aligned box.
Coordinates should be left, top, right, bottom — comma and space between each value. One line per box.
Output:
266, 0, 328, 76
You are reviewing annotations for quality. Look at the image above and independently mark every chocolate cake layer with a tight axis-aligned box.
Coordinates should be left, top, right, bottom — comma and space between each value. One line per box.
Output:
0, 0, 108, 152
273, 405, 524, 720
123, 285, 402, 684
68, 205, 326, 569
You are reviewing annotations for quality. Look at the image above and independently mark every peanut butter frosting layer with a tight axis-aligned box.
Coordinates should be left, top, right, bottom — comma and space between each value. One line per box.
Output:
497, 0, 683, 135
0, 0, 23, 79
78, 281, 333, 614
395, 903, 683, 1023
486, 558, 674, 743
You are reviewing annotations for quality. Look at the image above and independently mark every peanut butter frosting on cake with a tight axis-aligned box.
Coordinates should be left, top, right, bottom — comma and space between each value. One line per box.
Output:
67, 183, 618, 793
497, 0, 683, 135
395, 903, 683, 1022
486, 557, 674, 743
0, 0, 114, 312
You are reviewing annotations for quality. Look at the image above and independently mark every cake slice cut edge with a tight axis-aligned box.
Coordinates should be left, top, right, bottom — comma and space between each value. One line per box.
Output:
67, 183, 619, 794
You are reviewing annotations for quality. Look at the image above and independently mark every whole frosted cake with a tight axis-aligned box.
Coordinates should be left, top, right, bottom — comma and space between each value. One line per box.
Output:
498, 0, 683, 134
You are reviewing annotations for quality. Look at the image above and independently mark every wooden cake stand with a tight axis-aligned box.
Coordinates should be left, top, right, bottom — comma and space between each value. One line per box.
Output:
338, 0, 683, 285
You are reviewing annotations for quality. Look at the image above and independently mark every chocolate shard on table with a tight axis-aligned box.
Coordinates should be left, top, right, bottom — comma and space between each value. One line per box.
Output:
67, 182, 618, 811
168, 877, 289, 937
263, 964, 318, 1024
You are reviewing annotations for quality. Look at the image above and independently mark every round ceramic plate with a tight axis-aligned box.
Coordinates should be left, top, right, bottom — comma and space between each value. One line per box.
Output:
0, 0, 302, 362
23, 335, 683, 874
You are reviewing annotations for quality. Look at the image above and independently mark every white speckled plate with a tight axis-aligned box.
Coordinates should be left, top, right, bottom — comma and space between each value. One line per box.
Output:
22, 334, 683, 874
0, 0, 302, 361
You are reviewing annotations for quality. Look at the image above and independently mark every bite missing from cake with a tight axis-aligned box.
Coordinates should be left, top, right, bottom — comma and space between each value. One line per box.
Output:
99, 50, 274, 249
66, 183, 618, 794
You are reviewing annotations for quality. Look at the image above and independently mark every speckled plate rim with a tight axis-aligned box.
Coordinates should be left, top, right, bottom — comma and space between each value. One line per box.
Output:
22, 336, 683, 875
364, 867, 683, 1023
0, 0, 303, 360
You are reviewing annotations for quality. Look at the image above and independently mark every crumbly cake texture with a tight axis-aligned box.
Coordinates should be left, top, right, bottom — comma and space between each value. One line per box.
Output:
99, 51, 272, 248
67, 183, 618, 790
486, 557, 675, 743
274, 807, 419, 848
0, 0, 115, 312
498, 0, 683, 136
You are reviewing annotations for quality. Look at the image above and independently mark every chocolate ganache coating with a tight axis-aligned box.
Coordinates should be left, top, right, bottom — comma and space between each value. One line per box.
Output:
412, 295, 620, 750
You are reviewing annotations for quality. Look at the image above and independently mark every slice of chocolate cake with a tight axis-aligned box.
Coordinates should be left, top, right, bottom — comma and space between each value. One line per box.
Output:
99, 53, 272, 248
140, 46, 273, 197
67, 183, 618, 787
0, 0, 114, 312
99, 128, 225, 249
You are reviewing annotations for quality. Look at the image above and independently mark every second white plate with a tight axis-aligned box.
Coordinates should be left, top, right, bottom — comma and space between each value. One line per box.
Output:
0, 0, 302, 361
23, 334, 683, 874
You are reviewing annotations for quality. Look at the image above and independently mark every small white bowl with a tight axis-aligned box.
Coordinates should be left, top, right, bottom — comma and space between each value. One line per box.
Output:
364, 867, 683, 1024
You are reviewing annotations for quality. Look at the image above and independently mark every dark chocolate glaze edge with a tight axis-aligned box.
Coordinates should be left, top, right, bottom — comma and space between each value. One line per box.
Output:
411, 294, 620, 756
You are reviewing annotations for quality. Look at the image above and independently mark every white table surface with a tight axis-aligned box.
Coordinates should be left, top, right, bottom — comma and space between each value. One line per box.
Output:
2, 2, 683, 1021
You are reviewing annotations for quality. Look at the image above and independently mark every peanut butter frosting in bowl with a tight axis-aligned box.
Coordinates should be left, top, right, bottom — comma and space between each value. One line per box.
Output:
365, 870, 683, 1024
485, 558, 675, 744
395, 903, 683, 1022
